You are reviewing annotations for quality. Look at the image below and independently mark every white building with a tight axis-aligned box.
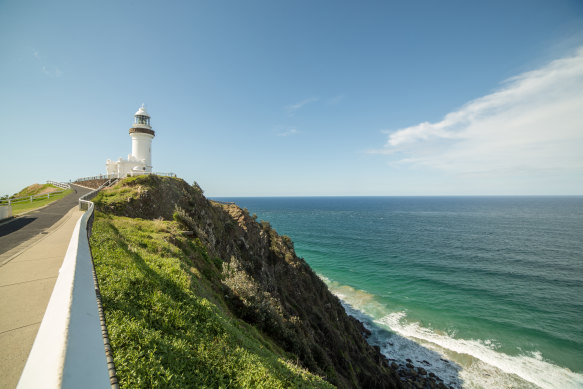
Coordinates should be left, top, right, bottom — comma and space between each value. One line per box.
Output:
106, 105, 155, 177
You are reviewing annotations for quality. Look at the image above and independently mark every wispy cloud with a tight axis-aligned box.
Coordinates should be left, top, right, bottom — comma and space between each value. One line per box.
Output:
286, 97, 319, 112
327, 94, 344, 105
277, 128, 299, 137
371, 46, 583, 183
33, 49, 62, 78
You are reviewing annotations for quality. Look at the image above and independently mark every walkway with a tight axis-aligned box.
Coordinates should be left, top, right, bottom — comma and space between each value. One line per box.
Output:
0, 185, 90, 389
0, 185, 91, 256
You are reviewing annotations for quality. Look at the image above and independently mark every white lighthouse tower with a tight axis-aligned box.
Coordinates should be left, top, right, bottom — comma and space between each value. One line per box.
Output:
130, 105, 155, 171
106, 105, 156, 177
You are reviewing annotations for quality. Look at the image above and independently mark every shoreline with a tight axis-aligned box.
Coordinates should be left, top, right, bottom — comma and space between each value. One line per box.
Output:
348, 302, 458, 389
356, 318, 455, 389
329, 281, 583, 389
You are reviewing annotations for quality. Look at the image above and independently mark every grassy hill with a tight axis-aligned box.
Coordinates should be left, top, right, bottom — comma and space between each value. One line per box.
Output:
89, 175, 403, 388
91, 213, 334, 388
3, 183, 71, 215
11, 183, 62, 198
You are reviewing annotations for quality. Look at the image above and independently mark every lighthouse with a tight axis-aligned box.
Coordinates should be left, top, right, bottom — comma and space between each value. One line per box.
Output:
106, 105, 156, 177
129, 105, 155, 171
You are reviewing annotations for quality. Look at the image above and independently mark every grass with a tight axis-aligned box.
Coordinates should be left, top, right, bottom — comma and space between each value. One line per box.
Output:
90, 212, 335, 389
12, 183, 60, 197
9, 189, 72, 215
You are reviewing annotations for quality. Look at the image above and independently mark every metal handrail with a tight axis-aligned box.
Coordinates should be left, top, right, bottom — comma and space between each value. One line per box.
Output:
79, 179, 117, 211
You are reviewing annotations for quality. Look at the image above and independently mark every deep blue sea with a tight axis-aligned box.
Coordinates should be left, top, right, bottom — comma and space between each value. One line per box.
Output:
214, 196, 583, 389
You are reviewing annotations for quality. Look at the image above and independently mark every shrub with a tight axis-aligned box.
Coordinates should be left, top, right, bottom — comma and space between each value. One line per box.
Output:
260, 220, 271, 231
192, 181, 204, 195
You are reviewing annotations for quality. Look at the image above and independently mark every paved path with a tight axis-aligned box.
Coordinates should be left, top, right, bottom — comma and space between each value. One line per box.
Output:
0, 185, 91, 389
0, 185, 91, 258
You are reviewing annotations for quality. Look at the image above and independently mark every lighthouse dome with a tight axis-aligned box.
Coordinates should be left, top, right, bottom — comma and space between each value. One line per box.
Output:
135, 105, 150, 117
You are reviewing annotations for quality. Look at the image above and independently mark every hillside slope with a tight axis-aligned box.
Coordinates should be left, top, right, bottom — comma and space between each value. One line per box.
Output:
90, 176, 428, 388
10, 183, 61, 198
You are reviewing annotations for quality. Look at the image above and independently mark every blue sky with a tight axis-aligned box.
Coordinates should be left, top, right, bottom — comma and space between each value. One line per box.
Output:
1, 0, 582, 196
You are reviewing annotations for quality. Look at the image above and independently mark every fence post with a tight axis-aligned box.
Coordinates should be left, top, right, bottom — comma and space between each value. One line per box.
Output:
30, 196, 33, 203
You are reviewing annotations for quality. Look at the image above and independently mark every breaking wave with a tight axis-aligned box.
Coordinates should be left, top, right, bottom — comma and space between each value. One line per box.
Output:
321, 276, 583, 389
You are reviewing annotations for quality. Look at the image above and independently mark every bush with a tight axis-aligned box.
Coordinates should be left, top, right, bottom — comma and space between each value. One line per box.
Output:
192, 181, 204, 195
260, 220, 271, 231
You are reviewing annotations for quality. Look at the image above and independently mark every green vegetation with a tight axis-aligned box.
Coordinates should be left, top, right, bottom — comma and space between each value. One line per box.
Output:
89, 175, 401, 388
0, 183, 72, 215
12, 183, 61, 198
90, 212, 334, 389
10, 189, 72, 215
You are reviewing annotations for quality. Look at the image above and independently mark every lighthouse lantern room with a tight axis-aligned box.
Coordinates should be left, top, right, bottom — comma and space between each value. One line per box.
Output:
106, 105, 156, 177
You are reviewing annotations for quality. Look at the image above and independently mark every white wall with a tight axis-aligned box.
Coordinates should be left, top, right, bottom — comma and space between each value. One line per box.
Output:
17, 205, 110, 389
131, 132, 153, 170
0, 206, 12, 221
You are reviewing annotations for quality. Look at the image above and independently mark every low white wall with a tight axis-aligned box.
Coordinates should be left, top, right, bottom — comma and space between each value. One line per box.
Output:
0, 206, 12, 221
17, 203, 110, 389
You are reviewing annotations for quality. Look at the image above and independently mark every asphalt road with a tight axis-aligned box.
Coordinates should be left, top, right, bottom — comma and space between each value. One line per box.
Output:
0, 185, 92, 256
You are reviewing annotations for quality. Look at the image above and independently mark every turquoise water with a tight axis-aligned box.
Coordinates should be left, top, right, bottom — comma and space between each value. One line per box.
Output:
215, 196, 583, 388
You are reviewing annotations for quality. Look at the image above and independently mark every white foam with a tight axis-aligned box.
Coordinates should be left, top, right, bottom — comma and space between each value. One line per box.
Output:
319, 275, 583, 389
378, 312, 583, 389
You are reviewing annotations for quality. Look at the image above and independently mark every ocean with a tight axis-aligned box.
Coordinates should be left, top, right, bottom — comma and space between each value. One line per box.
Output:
213, 196, 583, 389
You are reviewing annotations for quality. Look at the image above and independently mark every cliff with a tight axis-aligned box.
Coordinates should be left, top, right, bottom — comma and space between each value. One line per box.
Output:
90, 176, 444, 388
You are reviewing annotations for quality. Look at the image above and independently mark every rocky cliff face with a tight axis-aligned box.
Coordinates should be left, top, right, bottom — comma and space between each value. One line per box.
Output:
95, 175, 403, 388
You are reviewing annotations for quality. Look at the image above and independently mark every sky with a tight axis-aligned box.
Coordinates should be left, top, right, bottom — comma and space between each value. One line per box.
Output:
1, 0, 582, 196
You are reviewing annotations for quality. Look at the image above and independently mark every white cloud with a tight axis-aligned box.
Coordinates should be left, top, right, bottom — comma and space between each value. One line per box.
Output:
286, 97, 318, 112
373, 46, 583, 190
277, 128, 299, 137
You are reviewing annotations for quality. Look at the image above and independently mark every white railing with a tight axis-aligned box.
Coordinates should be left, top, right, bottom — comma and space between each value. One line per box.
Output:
79, 179, 118, 211
1, 181, 70, 207
0, 190, 67, 207
151, 172, 176, 177
17, 180, 119, 389
75, 172, 176, 183
47, 180, 71, 190
74, 173, 119, 183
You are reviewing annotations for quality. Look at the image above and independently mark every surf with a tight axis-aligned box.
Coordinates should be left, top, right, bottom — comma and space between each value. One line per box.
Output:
321, 275, 583, 389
